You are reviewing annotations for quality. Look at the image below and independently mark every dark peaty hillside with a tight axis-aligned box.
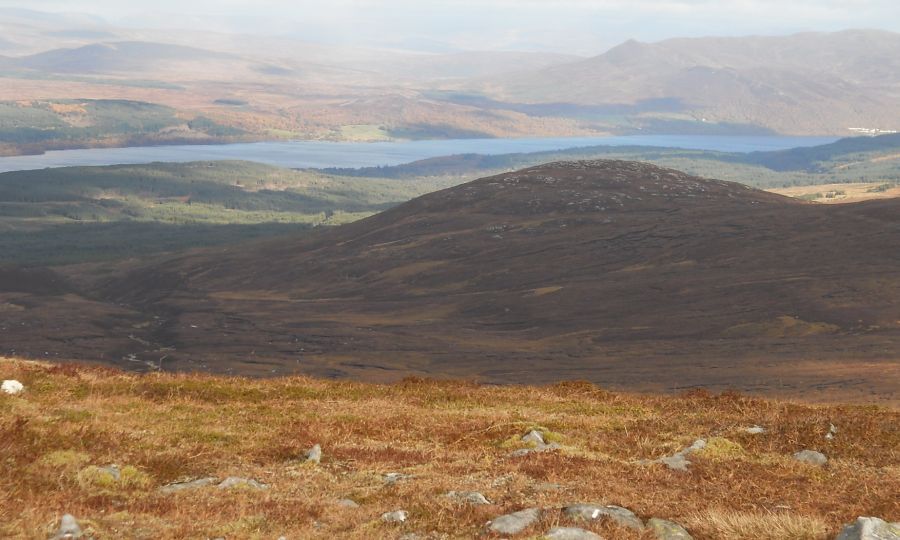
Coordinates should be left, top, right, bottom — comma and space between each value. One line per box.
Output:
4, 161, 899, 402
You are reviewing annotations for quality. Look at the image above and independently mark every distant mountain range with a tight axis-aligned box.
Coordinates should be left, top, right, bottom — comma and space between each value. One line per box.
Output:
467, 30, 900, 135
0, 10, 898, 142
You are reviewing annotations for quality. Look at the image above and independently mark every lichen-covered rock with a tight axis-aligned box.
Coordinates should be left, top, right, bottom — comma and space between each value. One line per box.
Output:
1, 379, 24, 395
509, 442, 561, 457
305, 444, 322, 464
337, 498, 359, 508
836, 517, 900, 540
656, 439, 706, 472
793, 449, 827, 466
545, 526, 604, 539
217, 476, 268, 490
159, 477, 218, 494
381, 510, 408, 523
745, 426, 766, 435
522, 430, 546, 445
648, 518, 693, 539
564, 504, 644, 530
50, 514, 82, 540
488, 508, 541, 535
446, 490, 491, 505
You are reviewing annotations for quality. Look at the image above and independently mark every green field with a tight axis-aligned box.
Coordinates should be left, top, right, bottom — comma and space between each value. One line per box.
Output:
0, 99, 245, 155
0, 160, 457, 265
328, 134, 900, 189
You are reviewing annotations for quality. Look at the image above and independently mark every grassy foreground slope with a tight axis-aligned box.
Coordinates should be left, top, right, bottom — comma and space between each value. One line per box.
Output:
1, 358, 897, 539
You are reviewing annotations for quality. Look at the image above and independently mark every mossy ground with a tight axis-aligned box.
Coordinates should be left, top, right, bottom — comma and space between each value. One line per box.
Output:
0, 358, 897, 539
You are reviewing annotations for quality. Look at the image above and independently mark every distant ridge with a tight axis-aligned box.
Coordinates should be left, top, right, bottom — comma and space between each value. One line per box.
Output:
471, 30, 900, 135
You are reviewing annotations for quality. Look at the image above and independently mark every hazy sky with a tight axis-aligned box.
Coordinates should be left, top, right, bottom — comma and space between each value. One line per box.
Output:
2, 0, 899, 54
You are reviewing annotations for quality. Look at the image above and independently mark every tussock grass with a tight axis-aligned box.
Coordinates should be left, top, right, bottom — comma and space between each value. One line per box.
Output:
0, 357, 897, 539
685, 508, 830, 539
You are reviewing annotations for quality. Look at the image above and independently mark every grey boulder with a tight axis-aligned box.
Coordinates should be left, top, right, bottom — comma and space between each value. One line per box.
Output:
51, 514, 83, 540
217, 476, 268, 490
545, 526, 604, 539
836, 517, 900, 540
446, 490, 491, 505
381, 510, 408, 523
488, 508, 541, 535
648, 518, 693, 539
793, 449, 828, 466
159, 477, 218, 494
564, 504, 644, 530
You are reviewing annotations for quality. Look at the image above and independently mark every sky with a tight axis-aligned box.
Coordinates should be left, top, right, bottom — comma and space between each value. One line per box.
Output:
1, 0, 899, 55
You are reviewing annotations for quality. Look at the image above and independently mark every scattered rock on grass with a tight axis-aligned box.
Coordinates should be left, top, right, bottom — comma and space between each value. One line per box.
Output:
217, 477, 268, 490
337, 498, 360, 508
98, 465, 120, 481
488, 508, 541, 535
648, 518, 693, 539
305, 444, 322, 464
51, 514, 82, 540
745, 426, 766, 435
522, 430, 546, 445
381, 510, 408, 523
836, 516, 900, 540
656, 439, 706, 472
510, 442, 562, 457
510, 429, 564, 456
545, 526, 604, 539
1, 379, 24, 395
446, 490, 491, 505
564, 504, 644, 530
159, 477, 218, 494
384, 472, 414, 484
793, 450, 827, 466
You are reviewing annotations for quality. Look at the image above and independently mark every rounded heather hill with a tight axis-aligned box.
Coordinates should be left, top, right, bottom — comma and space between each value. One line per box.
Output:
20, 161, 900, 398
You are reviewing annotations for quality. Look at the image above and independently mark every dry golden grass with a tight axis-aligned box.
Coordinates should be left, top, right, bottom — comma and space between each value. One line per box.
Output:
769, 182, 900, 203
0, 358, 897, 539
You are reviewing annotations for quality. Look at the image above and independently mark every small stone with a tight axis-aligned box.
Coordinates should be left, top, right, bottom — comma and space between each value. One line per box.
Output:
1, 379, 24, 395
545, 526, 604, 539
446, 491, 491, 505
159, 477, 218, 494
793, 450, 827, 466
648, 518, 693, 539
217, 476, 268, 490
488, 508, 541, 535
826, 424, 838, 440
51, 514, 82, 540
305, 444, 322, 464
656, 439, 706, 472
564, 504, 644, 530
836, 517, 900, 540
381, 510, 408, 523
745, 426, 766, 435
384, 472, 414, 484
99, 465, 121, 481
337, 498, 360, 508
659, 454, 691, 472
522, 430, 546, 446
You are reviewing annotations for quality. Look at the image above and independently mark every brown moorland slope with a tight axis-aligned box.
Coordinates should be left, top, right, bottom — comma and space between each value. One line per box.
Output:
0, 357, 897, 539
2, 161, 898, 403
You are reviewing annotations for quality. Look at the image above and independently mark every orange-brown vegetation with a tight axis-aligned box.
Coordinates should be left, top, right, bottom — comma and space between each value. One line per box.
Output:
0, 358, 897, 539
